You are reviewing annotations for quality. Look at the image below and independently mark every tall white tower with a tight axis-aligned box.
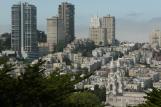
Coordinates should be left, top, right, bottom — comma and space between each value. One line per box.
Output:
106, 58, 124, 95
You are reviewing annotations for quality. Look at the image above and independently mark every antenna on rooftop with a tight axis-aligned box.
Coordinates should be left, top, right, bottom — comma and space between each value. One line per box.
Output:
96, 10, 99, 17
108, 8, 111, 16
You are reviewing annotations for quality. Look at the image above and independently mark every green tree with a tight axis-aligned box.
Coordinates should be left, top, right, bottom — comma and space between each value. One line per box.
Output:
137, 88, 161, 107
0, 57, 16, 107
93, 85, 106, 102
65, 91, 103, 107
0, 58, 99, 107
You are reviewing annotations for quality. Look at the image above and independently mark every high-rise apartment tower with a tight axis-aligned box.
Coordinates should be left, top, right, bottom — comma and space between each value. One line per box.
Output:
11, 2, 38, 59
47, 16, 65, 53
58, 2, 75, 44
90, 15, 115, 46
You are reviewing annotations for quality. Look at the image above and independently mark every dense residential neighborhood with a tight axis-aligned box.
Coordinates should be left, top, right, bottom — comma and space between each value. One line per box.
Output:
1, 1, 161, 107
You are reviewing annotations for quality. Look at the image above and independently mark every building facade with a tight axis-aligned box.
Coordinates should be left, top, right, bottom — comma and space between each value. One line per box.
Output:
47, 16, 65, 53
37, 30, 47, 43
101, 15, 115, 45
106, 58, 124, 95
90, 15, 115, 46
58, 2, 75, 44
90, 16, 107, 46
106, 92, 146, 107
11, 2, 38, 59
150, 29, 161, 48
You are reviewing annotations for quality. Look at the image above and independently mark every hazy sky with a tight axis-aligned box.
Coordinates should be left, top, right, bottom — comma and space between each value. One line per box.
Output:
1, 0, 161, 42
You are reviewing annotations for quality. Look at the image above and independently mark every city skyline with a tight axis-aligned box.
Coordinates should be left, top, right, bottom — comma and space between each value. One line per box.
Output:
0, 1, 161, 107
1, 0, 161, 42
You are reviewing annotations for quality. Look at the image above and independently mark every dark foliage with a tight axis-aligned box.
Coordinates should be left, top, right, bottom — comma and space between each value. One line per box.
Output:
137, 88, 161, 107
0, 58, 100, 107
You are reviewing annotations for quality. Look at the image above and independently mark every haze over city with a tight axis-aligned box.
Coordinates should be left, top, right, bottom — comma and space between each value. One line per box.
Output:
1, 0, 161, 42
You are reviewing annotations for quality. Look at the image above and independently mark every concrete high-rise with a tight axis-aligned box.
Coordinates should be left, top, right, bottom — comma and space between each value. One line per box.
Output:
90, 16, 107, 46
101, 15, 115, 45
47, 16, 65, 53
58, 2, 75, 44
90, 15, 115, 46
11, 2, 38, 59
150, 29, 161, 47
